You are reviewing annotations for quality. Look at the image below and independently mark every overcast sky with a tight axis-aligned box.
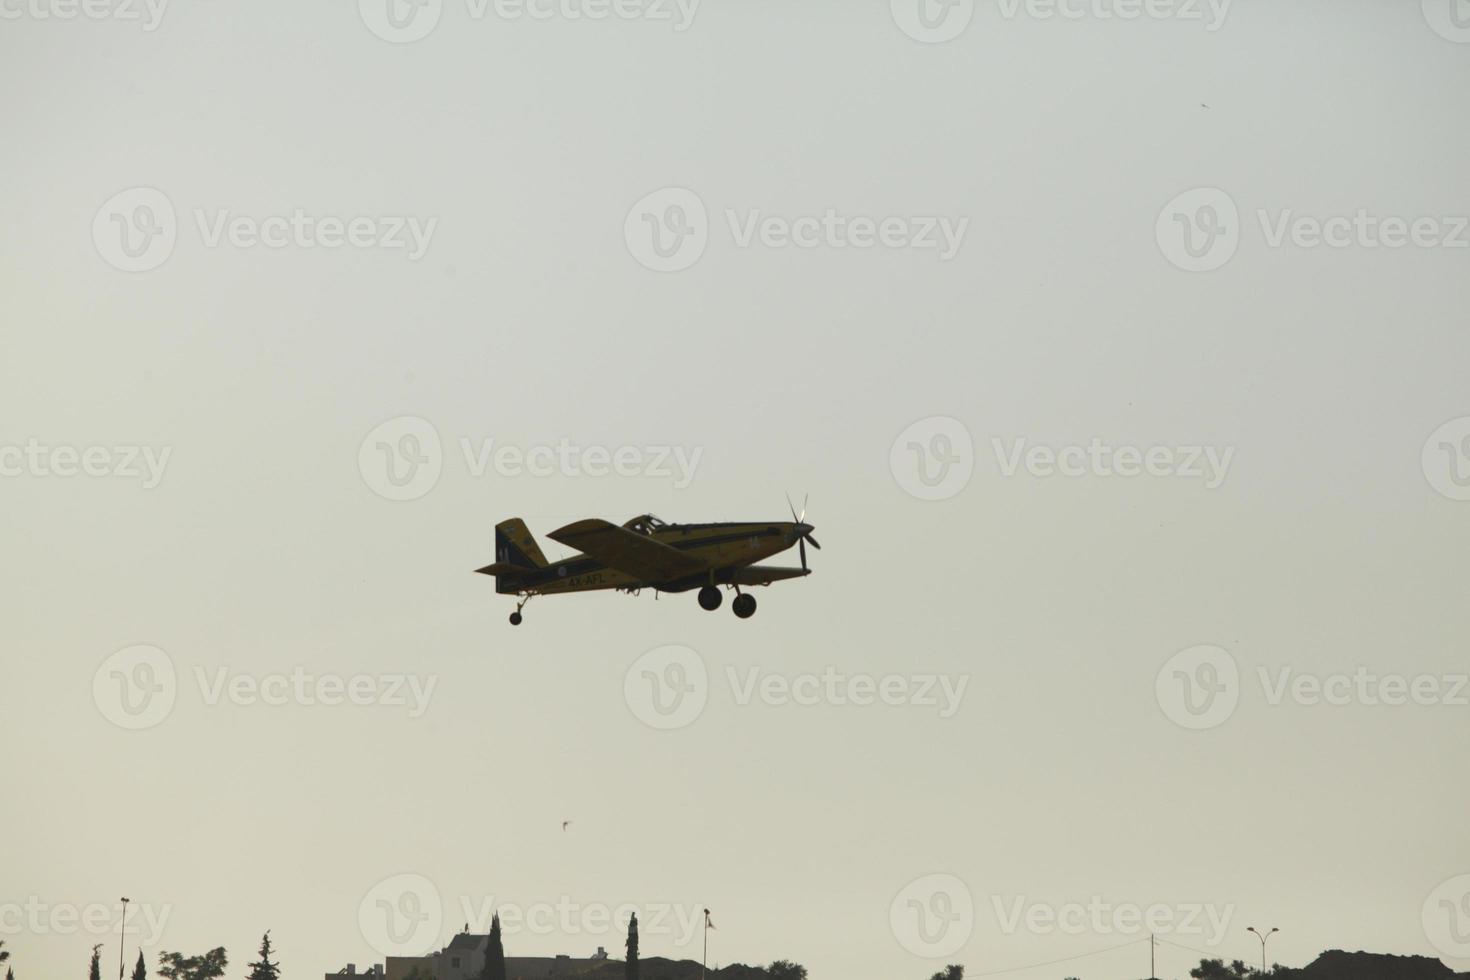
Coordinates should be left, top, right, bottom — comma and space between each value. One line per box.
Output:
3, 2, 1470, 979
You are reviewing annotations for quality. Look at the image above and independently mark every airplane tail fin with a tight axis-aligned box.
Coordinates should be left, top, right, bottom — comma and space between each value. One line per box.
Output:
495, 518, 548, 569
476, 519, 549, 595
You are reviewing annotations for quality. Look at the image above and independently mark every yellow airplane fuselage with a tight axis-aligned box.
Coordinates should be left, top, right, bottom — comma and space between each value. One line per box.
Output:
500, 520, 807, 596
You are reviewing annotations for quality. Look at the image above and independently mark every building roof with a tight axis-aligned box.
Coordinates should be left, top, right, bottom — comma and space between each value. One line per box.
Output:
446, 933, 484, 951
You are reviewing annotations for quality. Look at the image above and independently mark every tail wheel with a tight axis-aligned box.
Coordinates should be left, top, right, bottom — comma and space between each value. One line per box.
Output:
698, 585, 723, 611
509, 612, 523, 626
732, 594, 757, 619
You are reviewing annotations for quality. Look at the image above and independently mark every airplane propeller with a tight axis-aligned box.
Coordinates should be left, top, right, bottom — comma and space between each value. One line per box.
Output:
786, 493, 821, 570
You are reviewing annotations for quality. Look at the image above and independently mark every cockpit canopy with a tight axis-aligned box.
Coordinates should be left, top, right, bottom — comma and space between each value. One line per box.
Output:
622, 514, 668, 535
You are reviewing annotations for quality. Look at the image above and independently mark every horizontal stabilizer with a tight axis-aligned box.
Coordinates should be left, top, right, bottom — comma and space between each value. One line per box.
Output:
475, 562, 530, 577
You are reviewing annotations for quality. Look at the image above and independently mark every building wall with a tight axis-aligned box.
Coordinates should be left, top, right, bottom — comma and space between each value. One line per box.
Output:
385, 954, 440, 980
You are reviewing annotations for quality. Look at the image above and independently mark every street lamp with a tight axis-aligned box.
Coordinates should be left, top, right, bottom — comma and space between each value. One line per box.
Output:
118, 898, 130, 980
1247, 926, 1278, 975
701, 909, 711, 980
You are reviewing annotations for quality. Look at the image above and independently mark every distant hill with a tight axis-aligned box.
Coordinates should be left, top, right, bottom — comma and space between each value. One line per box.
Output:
587, 950, 1470, 980
1280, 951, 1470, 980
1171, 950, 1470, 980
580, 956, 784, 980
574, 951, 1470, 980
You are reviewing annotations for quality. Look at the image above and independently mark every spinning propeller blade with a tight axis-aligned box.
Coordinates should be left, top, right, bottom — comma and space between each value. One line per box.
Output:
785, 492, 810, 523
787, 492, 819, 563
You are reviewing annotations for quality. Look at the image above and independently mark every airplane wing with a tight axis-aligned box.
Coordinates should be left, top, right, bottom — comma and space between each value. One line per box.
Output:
727, 565, 810, 585
547, 519, 705, 582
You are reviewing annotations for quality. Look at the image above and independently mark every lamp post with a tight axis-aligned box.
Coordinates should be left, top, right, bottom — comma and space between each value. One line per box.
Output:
1247, 926, 1278, 975
117, 898, 130, 980
701, 909, 710, 980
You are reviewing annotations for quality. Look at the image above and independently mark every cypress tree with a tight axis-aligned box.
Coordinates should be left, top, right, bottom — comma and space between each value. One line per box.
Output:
479, 914, 505, 980
625, 913, 639, 980
131, 951, 147, 980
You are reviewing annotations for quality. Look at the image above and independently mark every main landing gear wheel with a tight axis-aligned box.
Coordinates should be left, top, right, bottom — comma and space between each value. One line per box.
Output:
509, 595, 530, 625
698, 585, 723, 611
732, 593, 757, 619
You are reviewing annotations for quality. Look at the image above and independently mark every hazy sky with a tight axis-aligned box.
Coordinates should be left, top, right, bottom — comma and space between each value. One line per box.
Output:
3, 2, 1469, 980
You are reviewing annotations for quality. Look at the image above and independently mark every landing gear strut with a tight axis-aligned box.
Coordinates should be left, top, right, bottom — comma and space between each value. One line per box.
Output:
509, 595, 531, 626
732, 593, 757, 619
697, 585, 722, 611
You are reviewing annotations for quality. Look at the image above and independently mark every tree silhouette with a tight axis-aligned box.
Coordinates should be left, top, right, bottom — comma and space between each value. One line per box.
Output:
1192, 959, 1255, 980
244, 933, 279, 980
928, 967, 963, 980
131, 951, 147, 980
89, 944, 102, 980
479, 913, 506, 980
767, 961, 807, 980
157, 948, 227, 980
625, 913, 639, 980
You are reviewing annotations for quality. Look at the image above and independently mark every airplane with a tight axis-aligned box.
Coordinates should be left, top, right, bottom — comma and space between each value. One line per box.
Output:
475, 501, 820, 625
